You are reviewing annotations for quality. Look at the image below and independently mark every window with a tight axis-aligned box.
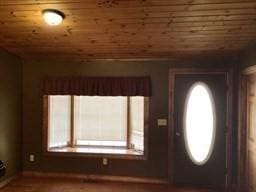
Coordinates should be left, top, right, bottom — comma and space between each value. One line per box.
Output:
74, 96, 128, 147
184, 82, 216, 165
49, 96, 71, 148
44, 95, 148, 158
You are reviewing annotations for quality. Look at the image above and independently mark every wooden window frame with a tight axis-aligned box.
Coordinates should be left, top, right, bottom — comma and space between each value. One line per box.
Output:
43, 95, 149, 160
127, 97, 130, 149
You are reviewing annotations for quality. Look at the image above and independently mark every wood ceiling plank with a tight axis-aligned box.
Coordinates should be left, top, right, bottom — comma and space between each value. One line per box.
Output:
2, 23, 256, 30
1, 0, 256, 6
1, 8, 256, 19
1, 2, 256, 12
2, 14, 256, 24
1, 19, 256, 28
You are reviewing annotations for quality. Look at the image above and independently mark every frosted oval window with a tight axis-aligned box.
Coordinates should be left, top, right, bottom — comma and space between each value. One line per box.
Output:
184, 82, 216, 165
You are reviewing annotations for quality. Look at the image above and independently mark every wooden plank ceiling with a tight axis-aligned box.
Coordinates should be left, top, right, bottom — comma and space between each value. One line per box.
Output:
0, 0, 256, 61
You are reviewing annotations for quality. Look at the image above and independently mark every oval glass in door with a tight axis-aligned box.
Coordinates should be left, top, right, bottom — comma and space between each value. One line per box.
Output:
184, 82, 216, 165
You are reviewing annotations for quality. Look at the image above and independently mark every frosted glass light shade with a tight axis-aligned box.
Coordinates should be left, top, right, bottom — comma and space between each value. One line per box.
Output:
43, 9, 65, 26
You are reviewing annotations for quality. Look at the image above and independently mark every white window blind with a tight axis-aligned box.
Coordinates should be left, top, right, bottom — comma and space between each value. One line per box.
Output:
130, 97, 144, 151
49, 96, 71, 148
74, 96, 128, 147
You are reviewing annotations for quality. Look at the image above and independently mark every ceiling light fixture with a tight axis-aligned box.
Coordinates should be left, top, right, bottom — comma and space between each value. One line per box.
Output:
42, 9, 65, 26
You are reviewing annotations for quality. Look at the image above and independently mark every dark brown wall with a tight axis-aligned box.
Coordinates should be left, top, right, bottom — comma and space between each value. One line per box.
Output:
22, 55, 239, 180
0, 49, 22, 181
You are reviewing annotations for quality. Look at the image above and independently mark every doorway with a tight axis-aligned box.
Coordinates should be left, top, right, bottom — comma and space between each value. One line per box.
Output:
169, 69, 233, 189
238, 66, 256, 192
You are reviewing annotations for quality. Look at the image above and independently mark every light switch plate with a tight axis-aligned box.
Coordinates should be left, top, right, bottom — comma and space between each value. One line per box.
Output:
29, 154, 35, 162
157, 119, 167, 126
103, 158, 108, 165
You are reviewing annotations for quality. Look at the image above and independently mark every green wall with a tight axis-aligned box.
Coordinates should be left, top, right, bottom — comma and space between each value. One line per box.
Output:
22, 54, 239, 181
0, 49, 22, 182
241, 45, 256, 69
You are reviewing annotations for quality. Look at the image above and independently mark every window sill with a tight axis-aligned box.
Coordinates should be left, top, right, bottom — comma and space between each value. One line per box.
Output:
46, 146, 146, 160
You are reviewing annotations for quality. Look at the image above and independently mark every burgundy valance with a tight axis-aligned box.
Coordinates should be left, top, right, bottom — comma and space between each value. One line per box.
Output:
43, 76, 151, 96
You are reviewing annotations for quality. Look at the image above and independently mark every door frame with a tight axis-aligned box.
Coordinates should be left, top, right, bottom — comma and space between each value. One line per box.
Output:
168, 68, 233, 188
238, 65, 256, 191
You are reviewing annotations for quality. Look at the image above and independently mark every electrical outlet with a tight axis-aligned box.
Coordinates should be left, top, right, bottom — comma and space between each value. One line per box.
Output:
102, 158, 108, 165
29, 154, 35, 162
157, 119, 167, 126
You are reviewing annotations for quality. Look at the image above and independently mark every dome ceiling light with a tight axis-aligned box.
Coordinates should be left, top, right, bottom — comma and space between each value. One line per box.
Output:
42, 9, 65, 26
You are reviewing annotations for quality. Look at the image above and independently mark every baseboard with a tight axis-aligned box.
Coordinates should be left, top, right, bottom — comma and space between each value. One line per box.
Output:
0, 174, 18, 189
22, 171, 168, 184
236, 185, 247, 192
